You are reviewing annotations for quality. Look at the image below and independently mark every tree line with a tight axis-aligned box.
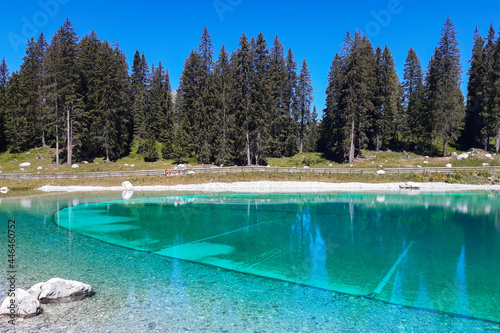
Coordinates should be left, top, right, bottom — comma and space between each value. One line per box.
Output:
0, 18, 499, 165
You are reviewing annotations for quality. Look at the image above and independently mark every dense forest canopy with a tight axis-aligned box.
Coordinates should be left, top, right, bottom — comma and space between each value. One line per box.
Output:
0, 18, 499, 165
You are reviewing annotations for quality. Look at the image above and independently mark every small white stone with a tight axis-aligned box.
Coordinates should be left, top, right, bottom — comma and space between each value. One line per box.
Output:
37, 166, 43, 170
423, 161, 429, 164
446, 163, 452, 168
20, 168, 25, 172
19, 162, 31, 167
376, 170, 386, 175
0, 187, 9, 194
72, 164, 79, 169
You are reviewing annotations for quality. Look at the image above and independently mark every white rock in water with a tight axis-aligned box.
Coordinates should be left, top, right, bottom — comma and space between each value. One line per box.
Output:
72, 164, 79, 169
37, 166, 43, 170
122, 190, 133, 200
19, 162, 31, 167
28, 278, 93, 303
446, 163, 452, 168
0, 187, 9, 194
122, 181, 133, 191
0, 288, 42, 318
376, 170, 386, 175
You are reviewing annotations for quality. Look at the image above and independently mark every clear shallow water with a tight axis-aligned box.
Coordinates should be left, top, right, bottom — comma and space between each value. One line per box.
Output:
1, 192, 500, 332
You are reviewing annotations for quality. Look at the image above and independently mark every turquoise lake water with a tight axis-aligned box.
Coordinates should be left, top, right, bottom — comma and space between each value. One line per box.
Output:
1, 192, 499, 332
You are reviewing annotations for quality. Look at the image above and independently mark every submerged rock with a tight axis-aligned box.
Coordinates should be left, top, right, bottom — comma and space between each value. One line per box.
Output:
0, 288, 42, 318
27, 278, 93, 303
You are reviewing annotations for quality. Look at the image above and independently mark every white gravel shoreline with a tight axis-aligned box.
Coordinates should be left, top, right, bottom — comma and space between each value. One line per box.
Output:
36, 181, 500, 193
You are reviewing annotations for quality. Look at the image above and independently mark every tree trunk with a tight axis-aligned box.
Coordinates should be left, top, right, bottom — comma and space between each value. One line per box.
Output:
66, 107, 72, 165
246, 131, 251, 166
349, 119, 355, 163
442, 140, 447, 157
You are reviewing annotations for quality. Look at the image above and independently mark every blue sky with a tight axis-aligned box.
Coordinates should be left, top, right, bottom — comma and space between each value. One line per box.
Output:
1, 0, 499, 113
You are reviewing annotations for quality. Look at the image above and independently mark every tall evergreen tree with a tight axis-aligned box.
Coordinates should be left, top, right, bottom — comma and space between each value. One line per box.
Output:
0, 58, 10, 151
231, 33, 254, 165
131, 50, 149, 140
371, 45, 399, 151
402, 47, 426, 150
426, 18, 464, 156
296, 59, 313, 153
250, 32, 272, 164
321, 31, 376, 163
213, 45, 235, 165
285, 48, 299, 155
196, 27, 216, 164
483, 25, 500, 152
44, 18, 82, 165
462, 27, 487, 148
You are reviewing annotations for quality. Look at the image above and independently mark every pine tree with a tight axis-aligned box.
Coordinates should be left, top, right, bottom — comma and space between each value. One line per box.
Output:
131, 51, 149, 140
483, 25, 500, 152
402, 48, 426, 150
0, 58, 10, 151
213, 45, 235, 165
371, 45, 399, 151
426, 18, 464, 156
177, 51, 202, 159
321, 31, 376, 163
462, 27, 487, 148
285, 48, 299, 156
196, 27, 215, 164
231, 34, 254, 165
267, 36, 293, 157
250, 32, 272, 165
44, 18, 82, 165
296, 59, 313, 153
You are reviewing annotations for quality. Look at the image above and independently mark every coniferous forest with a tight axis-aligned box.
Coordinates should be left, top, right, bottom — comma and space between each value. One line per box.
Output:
0, 18, 499, 165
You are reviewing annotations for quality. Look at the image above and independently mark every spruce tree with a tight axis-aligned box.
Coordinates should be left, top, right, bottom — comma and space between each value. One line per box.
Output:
131, 51, 149, 140
371, 45, 399, 151
250, 32, 272, 165
296, 59, 313, 153
285, 48, 299, 156
462, 27, 487, 148
402, 48, 426, 150
231, 33, 254, 165
268, 36, 293, 157
426, 18, 464, 156
45, 18, 82, 165
0, 58, 10, 151
213, 45, 235, 165
483, 25, 500, 152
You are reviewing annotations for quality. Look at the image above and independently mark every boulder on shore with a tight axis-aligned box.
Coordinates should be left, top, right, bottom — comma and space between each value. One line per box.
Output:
27, 278, 93, 304
122, 181, 133, 192
0, 288, 42, 318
